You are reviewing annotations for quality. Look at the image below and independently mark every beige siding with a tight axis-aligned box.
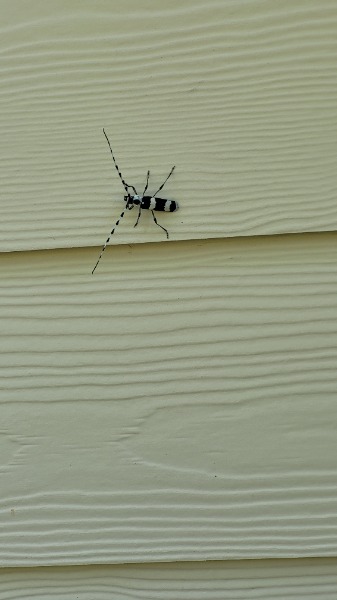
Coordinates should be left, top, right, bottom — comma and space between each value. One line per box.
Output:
1, 234, 337, 566
1, 0, 337, 592
1, 0, 337, 252
1, 558, 337, 599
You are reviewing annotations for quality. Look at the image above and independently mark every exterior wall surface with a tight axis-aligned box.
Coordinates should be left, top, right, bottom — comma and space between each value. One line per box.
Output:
1, 0, 337, 595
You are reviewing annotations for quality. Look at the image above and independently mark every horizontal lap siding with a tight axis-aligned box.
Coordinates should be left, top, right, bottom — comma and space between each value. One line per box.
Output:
2, 0, 337, 571
1, 234, 337, 566
1, 0, 337, 251
1, 558, 337, 599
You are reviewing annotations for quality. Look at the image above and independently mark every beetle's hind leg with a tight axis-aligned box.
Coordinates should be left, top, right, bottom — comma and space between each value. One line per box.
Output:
151, 210, 169, 239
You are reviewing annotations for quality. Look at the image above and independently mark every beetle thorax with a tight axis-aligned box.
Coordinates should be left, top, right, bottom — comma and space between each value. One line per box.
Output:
124, 194, 142, 207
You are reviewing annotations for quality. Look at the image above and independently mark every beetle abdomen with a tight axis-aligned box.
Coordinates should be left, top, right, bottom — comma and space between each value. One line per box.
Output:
141, 196, 178, 212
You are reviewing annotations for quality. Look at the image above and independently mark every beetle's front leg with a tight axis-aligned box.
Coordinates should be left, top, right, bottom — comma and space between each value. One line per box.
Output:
134, 207, 142, 227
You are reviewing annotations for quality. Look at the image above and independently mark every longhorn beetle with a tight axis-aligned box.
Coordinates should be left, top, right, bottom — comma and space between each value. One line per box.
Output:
92, 129, 178, 274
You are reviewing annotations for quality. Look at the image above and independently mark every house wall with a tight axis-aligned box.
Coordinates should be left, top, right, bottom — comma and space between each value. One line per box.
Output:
1, 0, 337, 595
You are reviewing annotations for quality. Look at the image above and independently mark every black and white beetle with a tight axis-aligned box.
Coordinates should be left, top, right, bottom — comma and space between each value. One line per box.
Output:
92, 129, 178, 273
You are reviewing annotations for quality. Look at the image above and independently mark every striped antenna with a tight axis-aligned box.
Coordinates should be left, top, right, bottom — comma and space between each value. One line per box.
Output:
92, 202, 131, 274
103, 128, 130, 195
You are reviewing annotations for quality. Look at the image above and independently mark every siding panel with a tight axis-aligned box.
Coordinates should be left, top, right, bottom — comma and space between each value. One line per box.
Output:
1, 234, 337, 565
1, 559, 337, 599
1, 0, 337, 251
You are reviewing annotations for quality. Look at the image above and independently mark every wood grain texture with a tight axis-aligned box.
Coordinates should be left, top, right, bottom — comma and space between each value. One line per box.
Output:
1, 558, 337, 599
1, 0, 337, 252
1, 233, 337, 566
